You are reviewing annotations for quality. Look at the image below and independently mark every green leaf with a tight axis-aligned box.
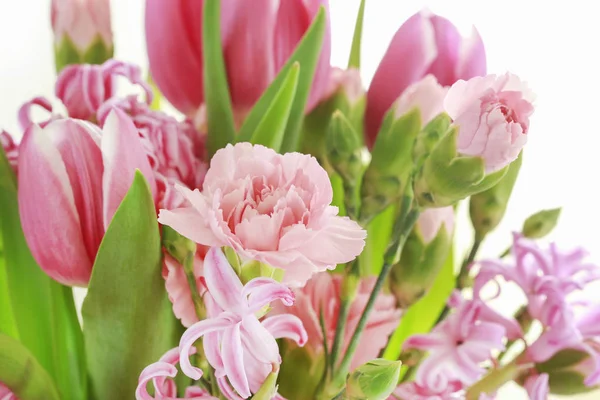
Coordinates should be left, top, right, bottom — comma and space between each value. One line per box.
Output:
383, 247, 454, 361
359, 206, 395, 276
203, 0, 236, 157
0, 146, 86, 400
0, 238, 19, 339
238, 7, 327, 153
246, 63, 300, 151
347, 0, 366, 69
0, 333, 60, 400
82, 171, 173, 400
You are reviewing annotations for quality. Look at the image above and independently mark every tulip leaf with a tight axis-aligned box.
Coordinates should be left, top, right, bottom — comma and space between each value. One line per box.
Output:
347, 0, 366, 69
0, 333, 60, 400
82, 171, 173, 400
382, 247, 454, 362
0, 146, 87, 399
238, 7, 327, 153
245, 63, 300, 151
203, 0, 236, 157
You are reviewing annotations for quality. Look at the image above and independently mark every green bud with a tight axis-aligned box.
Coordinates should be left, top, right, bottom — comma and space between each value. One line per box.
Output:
414, 128, 509, 208
469, 152, 523, 241
251, 366, 279, 400
522, 208, 562, 239
345, 359, 402, 400
413, 113, 452, 168
54, 35, 113, 73
389, 214, 452, 307
161, 226, 196, 263
360, 108, 421, 223
239, 260, 284, 285
529, 348, 599, 395
278, 344, 325, 400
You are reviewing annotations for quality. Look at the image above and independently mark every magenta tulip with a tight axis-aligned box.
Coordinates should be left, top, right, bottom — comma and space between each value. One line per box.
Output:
145, 0, 331, 117
365, 10, 486, 147
18, 110, 155, 286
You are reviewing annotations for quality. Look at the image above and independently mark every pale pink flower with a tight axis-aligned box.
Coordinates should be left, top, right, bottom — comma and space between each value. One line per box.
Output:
1, 131, 18, 174
136, 346, 217, 400
178, 247, 307, 399
366, 10, 486, 146
51, 0, 112, 51
278, 272, 400, 369
394, 75, 448, 127
17, 110, 155, 286
404, 294, 507, 390
444, 73, 535, 172
145, 0, 331, 116
524, 373, 549, 400
158, 143, 366, 286
0, 383, 17, 400
18, 97, 59, 131
416, 206, 454, 244
392, 380, 463, 400
56, 59, 152, 121
322, 67, 364, 105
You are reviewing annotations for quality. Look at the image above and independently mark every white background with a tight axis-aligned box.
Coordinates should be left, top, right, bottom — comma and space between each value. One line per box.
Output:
0, 1, 599, 398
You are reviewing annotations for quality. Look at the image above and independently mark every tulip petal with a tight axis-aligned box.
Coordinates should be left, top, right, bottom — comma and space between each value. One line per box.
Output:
426, 14, 462, 86
456, 26, 487, 80
17, 124, 94, 286
101, 108, 156, 228
203, 247, 244, 311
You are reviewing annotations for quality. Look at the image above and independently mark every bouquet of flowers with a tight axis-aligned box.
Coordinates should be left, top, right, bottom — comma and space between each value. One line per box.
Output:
1, 1, 597, 399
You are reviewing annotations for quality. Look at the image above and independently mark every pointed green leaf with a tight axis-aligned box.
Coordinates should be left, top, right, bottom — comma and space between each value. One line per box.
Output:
82, 171, 172, 399
245, 63, 300, 151
203, 0, 236, 157
0, 147, 86, 399
383, 247, 454, 362
347, 0, 366, 69
238, 7, 327, 153
0, 333, 60, 400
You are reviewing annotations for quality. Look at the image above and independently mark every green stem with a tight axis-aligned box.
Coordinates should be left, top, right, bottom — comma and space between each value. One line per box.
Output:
465, 357, 526, 400
329, 298, 351, 373
183, 251, 206, 320
333, 208, 420, 384
499, 246, 511, 258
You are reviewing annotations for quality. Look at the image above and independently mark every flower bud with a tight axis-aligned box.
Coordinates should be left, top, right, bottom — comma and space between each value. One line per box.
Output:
390, 207, 454, 307
366, 10, 486, 147
51, 0, 113, 72
345, 359, 402, 400
161, 226, 197, 264
469, 152, 522, 241
522, 208, 561, 239
360, 108, 421, 223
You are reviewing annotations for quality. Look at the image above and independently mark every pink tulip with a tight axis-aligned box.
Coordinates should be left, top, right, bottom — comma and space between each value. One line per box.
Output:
0, 383, 17, 400
278, 272, 400, 370
145, 0, 331, 116
158, 143, 366, 286
177, 247, 307, 399
17, 110, 155, 286
136, 347, 217, 400
1, 131, 18, 174
51, 0, 112, 52
366, 10, 486, 146
444, 73, 535, 172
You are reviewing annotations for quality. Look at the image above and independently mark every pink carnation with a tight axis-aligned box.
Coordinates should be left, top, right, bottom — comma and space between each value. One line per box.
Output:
158, 143, 366, 286
444, 73, 535, 172
279, 272, 400, 370
163, 251, 206, 328
0, 383, 17, 400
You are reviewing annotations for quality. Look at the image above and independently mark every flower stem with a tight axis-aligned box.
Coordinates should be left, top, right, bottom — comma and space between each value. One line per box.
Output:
333, 205, 420, 384
183, 251, 206, 320
465, 356, 527, 400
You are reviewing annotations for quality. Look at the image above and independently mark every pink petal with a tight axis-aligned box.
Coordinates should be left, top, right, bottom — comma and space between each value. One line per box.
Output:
403, 333, 447, 351
240, 315, 281, 365
221, 324, 251, 398
242, 277, 295, 312
524, 374, 549, 400
158, 204, 222, 247
135, 361, 177, 400
261, 314, 308, 346
456, 26, 487, 80
101, 108, 157, 228
18, 96, 54, 131
203, 247, 245, 311
425, 14, 462, 86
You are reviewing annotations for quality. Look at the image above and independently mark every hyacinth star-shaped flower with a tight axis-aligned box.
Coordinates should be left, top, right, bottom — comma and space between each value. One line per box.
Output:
177, 247, 307, 399
159, 142, 366, 286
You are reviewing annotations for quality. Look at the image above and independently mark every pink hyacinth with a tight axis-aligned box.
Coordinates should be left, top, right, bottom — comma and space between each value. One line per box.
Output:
0, 383, 17, 400
393, 75, 448, 128
56, 59, 152, 121
98, 96, 207, 209
444, 73, 535, 172
136, 347, 217, 400
404, 294, 508, 391
145, 0, 331, 116
366, 10, 486, 145
524, 373, 549, 400
158, 143, 366, 286
392, 380, 463, 400
178, 247, 307, 399
1, 131, 18, 174
17, 110, 155, 286
278, 272, 400, 369
51, 0, 112, 52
